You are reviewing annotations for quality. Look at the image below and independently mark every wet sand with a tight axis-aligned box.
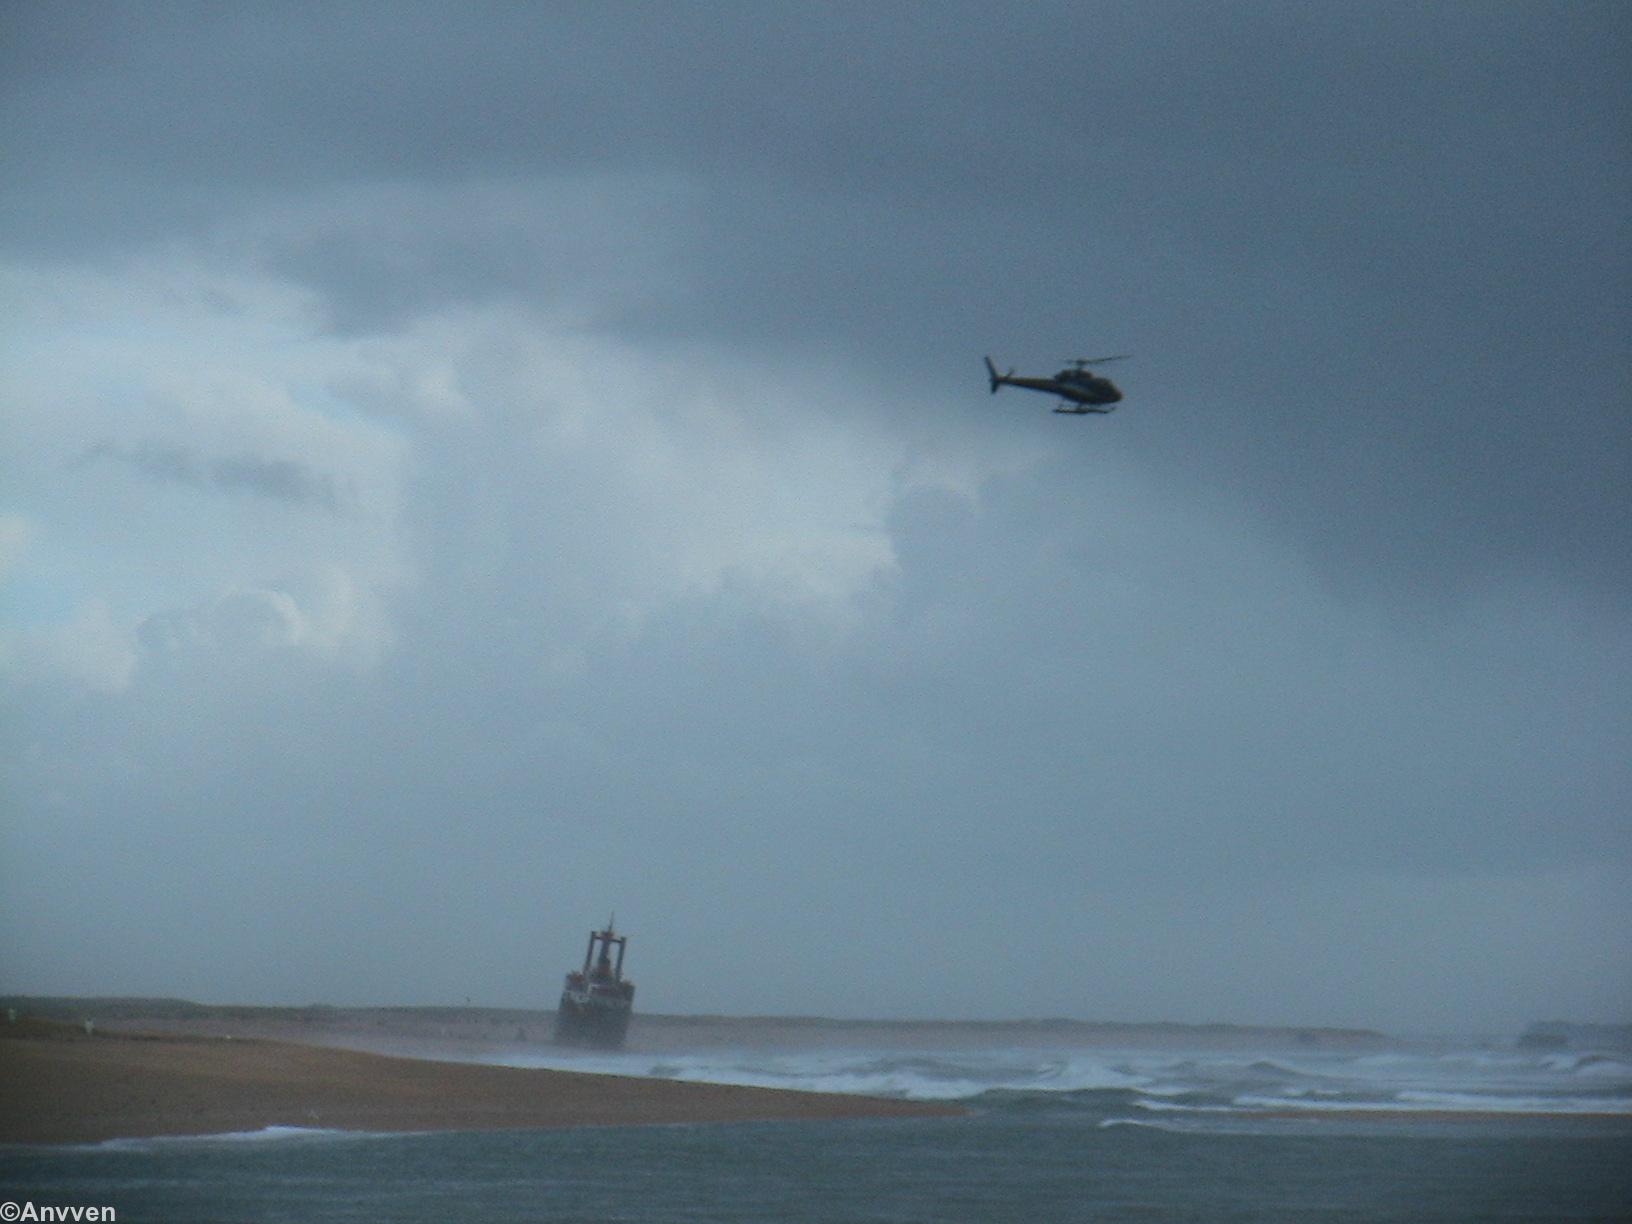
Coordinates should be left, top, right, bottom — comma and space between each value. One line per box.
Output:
0, 1024, 959, 1146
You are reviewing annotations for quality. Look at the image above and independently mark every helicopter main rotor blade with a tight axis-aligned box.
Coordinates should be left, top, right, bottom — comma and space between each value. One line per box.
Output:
1071, 354, 1131, 365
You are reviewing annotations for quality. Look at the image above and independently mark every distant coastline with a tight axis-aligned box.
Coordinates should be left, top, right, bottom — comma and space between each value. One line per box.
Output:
4, 995, 1399, 1055
1518, 1020, 1632, 1051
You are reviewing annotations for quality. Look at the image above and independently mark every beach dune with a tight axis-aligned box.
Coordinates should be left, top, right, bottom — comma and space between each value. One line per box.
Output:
1, 1024, 958, 1145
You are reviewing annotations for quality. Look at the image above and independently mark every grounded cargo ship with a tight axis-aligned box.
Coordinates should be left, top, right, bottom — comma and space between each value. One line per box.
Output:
554, 918, 635, 1048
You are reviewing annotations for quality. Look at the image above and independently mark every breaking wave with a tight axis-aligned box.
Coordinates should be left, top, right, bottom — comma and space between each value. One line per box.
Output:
488, 1043, 1632, 1120
88, 1126, 397, 1152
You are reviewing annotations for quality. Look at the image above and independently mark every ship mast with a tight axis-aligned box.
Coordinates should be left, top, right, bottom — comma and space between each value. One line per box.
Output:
582, 915, 628, 982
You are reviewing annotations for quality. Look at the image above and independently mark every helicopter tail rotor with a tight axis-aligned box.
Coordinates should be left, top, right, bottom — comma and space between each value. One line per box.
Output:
984, 356, 1003, 394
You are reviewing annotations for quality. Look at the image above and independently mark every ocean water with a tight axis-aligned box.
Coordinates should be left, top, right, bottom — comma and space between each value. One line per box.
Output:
5, 1042, 1630, 1222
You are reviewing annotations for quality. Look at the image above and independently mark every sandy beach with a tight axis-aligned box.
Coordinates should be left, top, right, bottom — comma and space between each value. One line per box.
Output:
0, 1021, 959, 1145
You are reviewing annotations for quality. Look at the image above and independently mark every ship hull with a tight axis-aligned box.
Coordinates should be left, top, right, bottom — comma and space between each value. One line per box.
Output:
554, 991, 633, 1048
554, 920, 635, 1048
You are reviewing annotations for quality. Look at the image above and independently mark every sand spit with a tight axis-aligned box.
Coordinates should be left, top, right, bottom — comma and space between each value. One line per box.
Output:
0, 1022, 959, 1146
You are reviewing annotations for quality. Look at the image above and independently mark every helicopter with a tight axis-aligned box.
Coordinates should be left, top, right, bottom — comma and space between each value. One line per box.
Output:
984, 355, 1128, 414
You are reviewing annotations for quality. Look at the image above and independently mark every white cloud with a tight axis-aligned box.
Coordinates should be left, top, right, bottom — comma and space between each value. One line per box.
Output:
5, 599, 138, 693
135, 565, 393, 669
1, 231, 1040, 708
0, 513, 29, 579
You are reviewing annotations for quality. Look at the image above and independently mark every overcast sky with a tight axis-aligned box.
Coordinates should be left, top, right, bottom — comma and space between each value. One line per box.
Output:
3, 2, 1628, 1035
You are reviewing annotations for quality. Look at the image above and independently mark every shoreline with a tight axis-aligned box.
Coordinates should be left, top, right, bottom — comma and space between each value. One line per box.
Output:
7, 999, 1618, 1146
0, 1024, 960, 1146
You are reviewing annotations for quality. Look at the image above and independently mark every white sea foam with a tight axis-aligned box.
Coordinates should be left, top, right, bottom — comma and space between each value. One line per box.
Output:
480, 1042, 1632, 1116
1393, 1090, 1632, 1115
491, 1046, 1156, 1100
1097, 1117, 1189, 1132
91, 1125, 394, 1151
1561, 1054, 1631, 1078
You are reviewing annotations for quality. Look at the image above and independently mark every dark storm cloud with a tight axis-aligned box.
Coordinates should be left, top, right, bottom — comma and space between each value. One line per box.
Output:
6, 2, 1624, 602
77, 440, 345, 511
3, 2, 1628, 1029
6, 451, 1625, 1023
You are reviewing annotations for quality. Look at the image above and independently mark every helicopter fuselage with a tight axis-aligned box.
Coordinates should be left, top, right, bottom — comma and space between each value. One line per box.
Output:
985, 358, 1123, 413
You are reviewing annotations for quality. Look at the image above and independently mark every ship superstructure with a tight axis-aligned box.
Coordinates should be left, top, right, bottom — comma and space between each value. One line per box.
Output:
554, 918, 634, 1047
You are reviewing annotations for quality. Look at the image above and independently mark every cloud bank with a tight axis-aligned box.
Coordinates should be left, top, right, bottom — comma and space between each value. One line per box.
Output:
2, 2, 1627, 1033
